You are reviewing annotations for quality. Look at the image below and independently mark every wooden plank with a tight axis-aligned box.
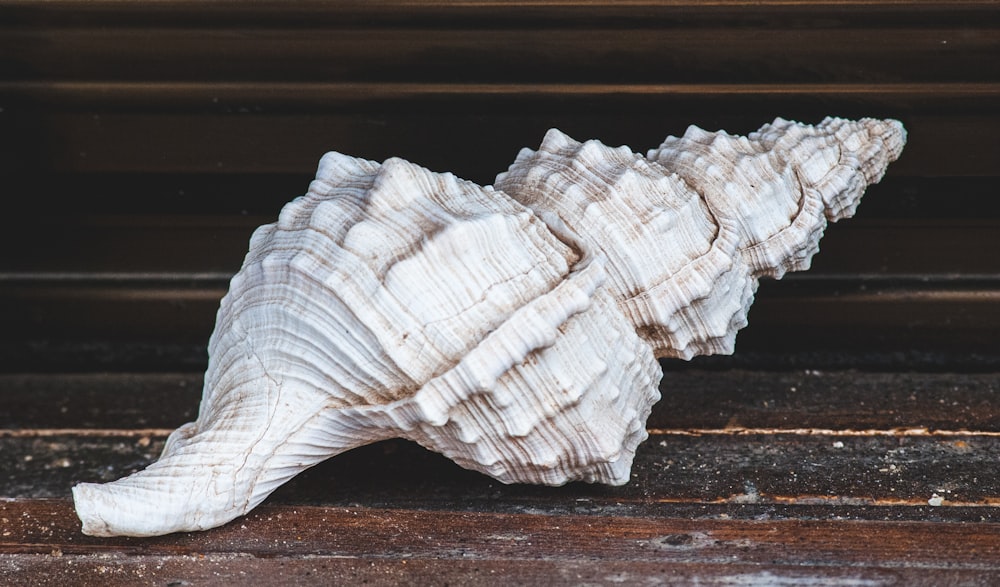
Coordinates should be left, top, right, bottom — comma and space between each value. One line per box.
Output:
809, 220, 1000, 275
0, 373, 201, 429
737, 279, 1000, 352
1, 174, 996, 218
2, 88, 996, 178
1, 500, 998, 584
2, 277, 995, 355
4, 430, 999, 507
656, 370, 1000, 430
0, 279, 226, 343
3, 216, 999, 275
3, 554, 996, 587
2, 371, 999, 432
2, 0, 997, 25
0, 215, 264, 274
5, 81, 996, 112
0, 173, 309, 216
2, 26, 996, 85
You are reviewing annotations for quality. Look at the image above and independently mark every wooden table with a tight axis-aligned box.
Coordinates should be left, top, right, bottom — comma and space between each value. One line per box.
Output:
1, 1, 998, 584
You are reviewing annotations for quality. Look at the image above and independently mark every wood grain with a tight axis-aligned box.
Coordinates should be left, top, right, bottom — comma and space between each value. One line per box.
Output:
3, 26, 996, 84
3, 94, 996, 179
3, 556, 995, 587
4, 499, 1000, 562
1, 500, 998, 585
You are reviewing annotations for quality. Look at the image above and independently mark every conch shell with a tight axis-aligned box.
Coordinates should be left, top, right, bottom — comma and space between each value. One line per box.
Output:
73, 117, 906, 537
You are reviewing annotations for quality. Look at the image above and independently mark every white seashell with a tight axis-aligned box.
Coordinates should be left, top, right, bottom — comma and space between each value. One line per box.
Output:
73, 117, 905, 537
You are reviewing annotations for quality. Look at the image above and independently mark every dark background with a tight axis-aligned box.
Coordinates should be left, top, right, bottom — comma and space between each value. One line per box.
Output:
1, 1, 997, 372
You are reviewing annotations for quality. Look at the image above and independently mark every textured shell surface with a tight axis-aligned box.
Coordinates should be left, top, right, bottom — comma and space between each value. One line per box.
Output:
495, 128, 751, 359
73, 117, 906, 537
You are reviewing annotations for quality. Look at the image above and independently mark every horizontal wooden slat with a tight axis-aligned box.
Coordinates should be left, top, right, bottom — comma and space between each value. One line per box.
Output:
656, 370, 1000, 430
0, 174, 996, 218
2, 27, 996, 85
2, 0, 998, 24
0, 215, 263, 274
0, 86, 995, 183
0, 373, 201, 429
3, 369, 999, 524
4, 215, 999, 275
3, 371, 998, 431
7, 81, 996, 109
2, 88, 996, 177
4, 431, 998, 507
2, 369, 998, 518
1, 277, 995, 361
808, 221, 1000, 275
2, 500, 999, 586
0, 279, 226, 344
4, 554, 995, 587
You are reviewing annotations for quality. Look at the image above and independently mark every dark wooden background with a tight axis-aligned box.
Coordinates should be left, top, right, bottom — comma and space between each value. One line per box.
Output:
1, 1, 998, 584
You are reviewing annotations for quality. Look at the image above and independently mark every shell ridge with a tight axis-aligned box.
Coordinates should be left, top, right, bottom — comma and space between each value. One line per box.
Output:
409, 251, 605, 426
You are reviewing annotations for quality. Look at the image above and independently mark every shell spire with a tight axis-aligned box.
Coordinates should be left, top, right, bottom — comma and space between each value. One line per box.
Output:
73, 117, 905, 537
647, 116, 907, 278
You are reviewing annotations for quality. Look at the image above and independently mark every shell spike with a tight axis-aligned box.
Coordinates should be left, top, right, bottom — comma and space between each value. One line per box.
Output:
539, 127, 576, 150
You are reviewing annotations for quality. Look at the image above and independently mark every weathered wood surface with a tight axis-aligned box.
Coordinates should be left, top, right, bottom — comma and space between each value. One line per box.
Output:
2, 370, 1000, 585
5, 430, 1000, 511
2, 500, 1000, 587
6, 370, 997, 580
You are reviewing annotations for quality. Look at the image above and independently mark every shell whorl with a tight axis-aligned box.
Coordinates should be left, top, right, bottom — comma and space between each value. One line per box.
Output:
73, 117, 906, 537
74, 150, 662, 536
218, 153, 585, 406
495, 128, 753, 359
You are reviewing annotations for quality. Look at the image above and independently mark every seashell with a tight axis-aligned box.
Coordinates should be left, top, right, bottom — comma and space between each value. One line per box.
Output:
73, 117, 905, 537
